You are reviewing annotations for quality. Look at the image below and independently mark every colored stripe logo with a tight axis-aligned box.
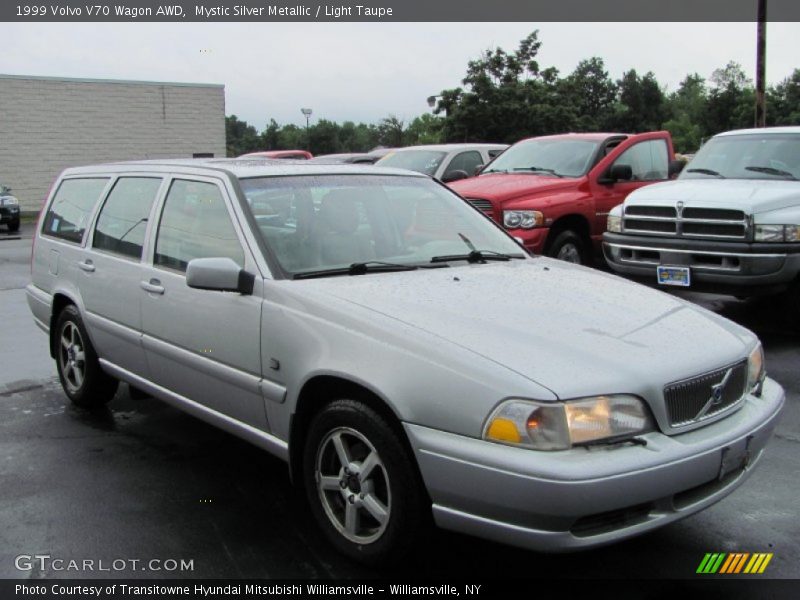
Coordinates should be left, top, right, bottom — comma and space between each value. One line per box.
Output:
696, 552, 773, 574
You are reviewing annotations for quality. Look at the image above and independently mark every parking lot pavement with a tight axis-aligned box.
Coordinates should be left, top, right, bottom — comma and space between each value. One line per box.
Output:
1, 234, 797, 579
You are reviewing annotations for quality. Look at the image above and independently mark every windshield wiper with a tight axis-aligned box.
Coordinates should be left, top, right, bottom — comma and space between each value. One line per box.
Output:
745, 165, 798, 180
430, 250, 520, 264
293, 261, 446, 280
512, 166, 564, 177
686, 168, 725, 178
481, 168, 507, 174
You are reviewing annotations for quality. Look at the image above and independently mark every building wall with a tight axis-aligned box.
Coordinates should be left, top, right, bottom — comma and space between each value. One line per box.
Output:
0, 75, 226, 212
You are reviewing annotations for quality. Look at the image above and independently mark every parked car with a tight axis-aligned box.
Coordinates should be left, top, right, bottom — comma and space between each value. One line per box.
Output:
0, 184, 21, 232
309, 153, 380, 164
376, 144, 507, 183
448, 132, 680, 265
240, 150, 313, 160
28, 159, 783, 565
604, 127, 800, 313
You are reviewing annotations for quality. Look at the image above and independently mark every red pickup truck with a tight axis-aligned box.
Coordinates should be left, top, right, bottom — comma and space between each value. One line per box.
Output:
448, 131, 679, 264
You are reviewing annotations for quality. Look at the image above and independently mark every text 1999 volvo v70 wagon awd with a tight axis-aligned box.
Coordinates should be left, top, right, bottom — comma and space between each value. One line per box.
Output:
27, 159, 784, 564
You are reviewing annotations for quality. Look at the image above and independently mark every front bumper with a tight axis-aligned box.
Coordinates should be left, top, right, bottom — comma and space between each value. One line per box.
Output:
0, 206, 20, 223
603, 232, 800, 294
404, 377, 784, 552
507, 227, 549, 254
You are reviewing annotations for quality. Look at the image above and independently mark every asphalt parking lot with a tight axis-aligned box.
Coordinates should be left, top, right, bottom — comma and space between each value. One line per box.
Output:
1, 222, 798, 580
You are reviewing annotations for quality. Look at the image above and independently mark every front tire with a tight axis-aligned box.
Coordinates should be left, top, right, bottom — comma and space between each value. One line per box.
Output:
55, 305, 118, 408
546, 229, 589, 265
302, 399, 426, 566
8, 219, 20, 233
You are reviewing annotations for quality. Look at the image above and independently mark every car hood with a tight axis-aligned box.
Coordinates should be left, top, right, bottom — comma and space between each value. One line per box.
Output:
449, 173, 581, 203
626, 178, 800, 214
296, 259, 755, 400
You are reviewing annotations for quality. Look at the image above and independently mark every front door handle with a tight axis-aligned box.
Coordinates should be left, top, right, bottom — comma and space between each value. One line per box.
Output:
140, 278, 165, 295
78, 259, 95, 273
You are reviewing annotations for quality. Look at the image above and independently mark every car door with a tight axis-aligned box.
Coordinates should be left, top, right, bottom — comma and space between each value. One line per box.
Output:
78, 176, 165, 376
591, 138, 671, 233
140, 175, 267, 429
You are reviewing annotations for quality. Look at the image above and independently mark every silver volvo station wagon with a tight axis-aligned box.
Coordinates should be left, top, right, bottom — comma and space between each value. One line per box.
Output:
27, 159, 784, 564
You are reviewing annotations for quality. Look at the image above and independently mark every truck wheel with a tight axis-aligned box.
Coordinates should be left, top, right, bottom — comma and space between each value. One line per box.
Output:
547, 230, 589, 265
8, 219, 20, 233
779, 281, 800, 330
55, 305, 118, 408
303, 399, 426, 566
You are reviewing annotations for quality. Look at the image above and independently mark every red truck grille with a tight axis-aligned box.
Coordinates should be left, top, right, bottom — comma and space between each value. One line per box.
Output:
466, 198, 494, 218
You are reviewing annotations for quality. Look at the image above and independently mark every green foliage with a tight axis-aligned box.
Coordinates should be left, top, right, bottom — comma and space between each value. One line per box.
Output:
225, 34, 800, 157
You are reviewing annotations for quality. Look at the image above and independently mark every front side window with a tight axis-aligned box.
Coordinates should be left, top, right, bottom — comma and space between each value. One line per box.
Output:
42, 178, 109, 243
239, 174, 524, 277
612, 139, 669, 181
443, 151, 483, 179
483, 139, 600, 178
376, 151, 448, 176
154, 179, 244, 273
681, 133, 800, 181
93, 177, 162, 259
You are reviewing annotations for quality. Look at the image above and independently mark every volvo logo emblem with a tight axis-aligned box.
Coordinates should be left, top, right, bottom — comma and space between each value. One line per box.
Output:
695, 368, 733, 420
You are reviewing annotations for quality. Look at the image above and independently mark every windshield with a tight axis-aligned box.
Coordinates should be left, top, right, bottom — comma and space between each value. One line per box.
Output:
238, 174, 525, 277
376, 151, 448, 176
482, 138, 600, 177
681, 133, 800, 181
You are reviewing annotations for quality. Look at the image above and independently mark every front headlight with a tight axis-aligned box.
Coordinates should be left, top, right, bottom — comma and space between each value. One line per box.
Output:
503, 210, 543, 230
607, 214, 622, 233
483, 395, 655, 451
0, 196, 18, 207
754, 224, 800, 242
746, 343, 765, 395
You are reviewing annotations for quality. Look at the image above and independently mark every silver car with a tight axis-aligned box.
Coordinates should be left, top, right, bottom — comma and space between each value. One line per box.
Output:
27, 159, 784, 565
376, 143, 507, 182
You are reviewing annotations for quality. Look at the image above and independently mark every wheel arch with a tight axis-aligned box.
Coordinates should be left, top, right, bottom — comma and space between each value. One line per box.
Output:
49, 292, 79, 359
288, 374, 419, 490
544, 213, 592, 250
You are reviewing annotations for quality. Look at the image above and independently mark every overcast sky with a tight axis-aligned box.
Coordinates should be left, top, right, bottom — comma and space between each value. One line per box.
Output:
2, 22, 798, 128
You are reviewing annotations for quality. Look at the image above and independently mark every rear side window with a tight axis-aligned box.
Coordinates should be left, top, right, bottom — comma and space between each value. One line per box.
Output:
42, 178, 109, 243
93, 177, 162, 260
154, 179, 244, 272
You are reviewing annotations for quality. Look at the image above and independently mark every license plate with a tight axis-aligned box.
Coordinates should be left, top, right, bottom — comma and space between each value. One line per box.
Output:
657, 266, 691, 287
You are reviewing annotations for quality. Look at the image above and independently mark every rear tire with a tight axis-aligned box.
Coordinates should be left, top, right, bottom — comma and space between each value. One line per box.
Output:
302, 399, 426, 566
55, 305, 118, 408
546, 230, 589, 265
7, 219, 19, 233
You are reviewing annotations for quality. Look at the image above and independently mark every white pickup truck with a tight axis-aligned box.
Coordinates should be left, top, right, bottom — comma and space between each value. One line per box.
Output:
603, 126, 800, 313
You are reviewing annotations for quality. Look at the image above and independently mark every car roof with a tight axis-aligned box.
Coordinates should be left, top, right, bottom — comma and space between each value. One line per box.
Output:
388, 143, 508, 153
715, 126, 800, 137
59, 158, 428, 179
517, 133, 630, 143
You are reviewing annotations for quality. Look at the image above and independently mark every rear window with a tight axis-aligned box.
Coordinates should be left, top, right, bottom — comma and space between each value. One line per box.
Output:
42, 178, 110, 244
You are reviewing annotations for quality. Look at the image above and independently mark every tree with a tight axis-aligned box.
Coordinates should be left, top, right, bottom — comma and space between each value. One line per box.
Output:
704, 61, 754, 134
406, 113, 444, 145
225, 115, 261, 157
768, 69, 800, 125
378, 115, 405, 147
607, 70, 667, 132
559, 57, 617, 131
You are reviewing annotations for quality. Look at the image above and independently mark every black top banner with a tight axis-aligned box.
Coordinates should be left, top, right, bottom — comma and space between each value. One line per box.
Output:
3, 0, 800, 22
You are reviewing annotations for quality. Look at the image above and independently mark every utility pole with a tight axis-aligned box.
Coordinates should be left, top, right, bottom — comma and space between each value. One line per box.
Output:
301, 108, 313, 151
755, 0, 767, 127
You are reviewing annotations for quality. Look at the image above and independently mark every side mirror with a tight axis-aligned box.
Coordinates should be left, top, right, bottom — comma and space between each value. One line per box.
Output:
668, 159, 685, 177
186, 257, 254, 294
441, 169, 470, 183
599, 164, 633, 184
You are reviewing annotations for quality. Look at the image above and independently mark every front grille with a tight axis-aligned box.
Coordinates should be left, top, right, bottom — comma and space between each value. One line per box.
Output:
622, 204, 749, 240
466, 198, 494, 217
664, 360, 748, 427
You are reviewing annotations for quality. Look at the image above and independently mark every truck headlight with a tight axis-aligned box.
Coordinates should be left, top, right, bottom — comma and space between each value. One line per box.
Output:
483, 395, 654, 451
747, 343, 765, 395
503, 210, 543, 230
607, 214, 622, 233
754, 224, 800, 242
0, 196, 18, 207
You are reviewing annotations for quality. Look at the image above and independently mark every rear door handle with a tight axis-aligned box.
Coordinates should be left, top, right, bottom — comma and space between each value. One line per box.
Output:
140, 278, 165, 295
78, 259, 95, 273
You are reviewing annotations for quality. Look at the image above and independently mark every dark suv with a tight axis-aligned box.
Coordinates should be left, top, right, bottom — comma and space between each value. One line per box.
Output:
0, 185, 21, 232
